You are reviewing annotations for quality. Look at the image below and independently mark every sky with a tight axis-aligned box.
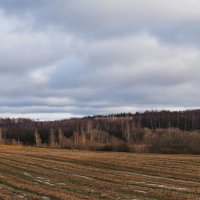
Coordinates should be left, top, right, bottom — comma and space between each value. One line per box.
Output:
0, 0, 200, 121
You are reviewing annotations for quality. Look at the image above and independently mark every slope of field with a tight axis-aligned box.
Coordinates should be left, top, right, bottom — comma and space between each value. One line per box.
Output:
0, 146, 199, 200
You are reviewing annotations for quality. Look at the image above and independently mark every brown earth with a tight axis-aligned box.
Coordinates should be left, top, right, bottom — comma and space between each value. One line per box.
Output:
0, 145, 199, 200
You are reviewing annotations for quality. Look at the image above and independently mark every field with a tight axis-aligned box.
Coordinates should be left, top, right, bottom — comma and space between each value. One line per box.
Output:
0, 146, 199, 200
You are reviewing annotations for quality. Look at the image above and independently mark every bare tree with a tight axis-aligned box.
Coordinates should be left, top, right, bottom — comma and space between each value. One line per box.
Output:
87, 120, 93, 143
122, 119, 131, 143
81, 131, 86, 146
0, 128, 4, 145
125, 120, 130, 143
50, 128, 56, 147
73, 131, 79, 147
58, 128, 65, 148
34, 129, 42, 147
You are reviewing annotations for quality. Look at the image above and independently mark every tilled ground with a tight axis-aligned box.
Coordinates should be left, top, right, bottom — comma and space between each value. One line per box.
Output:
0, 145, 199, 200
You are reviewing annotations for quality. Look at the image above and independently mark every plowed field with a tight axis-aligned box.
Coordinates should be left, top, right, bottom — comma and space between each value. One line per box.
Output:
0, 146, 199, 200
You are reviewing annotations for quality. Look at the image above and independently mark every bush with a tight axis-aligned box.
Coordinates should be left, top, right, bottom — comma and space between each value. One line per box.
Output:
145, 128, 200, 154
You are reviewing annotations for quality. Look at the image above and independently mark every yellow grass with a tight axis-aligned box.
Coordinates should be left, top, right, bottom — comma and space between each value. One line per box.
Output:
0, 145, 199, 200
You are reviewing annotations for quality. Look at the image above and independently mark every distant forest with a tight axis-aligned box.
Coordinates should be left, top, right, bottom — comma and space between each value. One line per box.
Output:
0, 110, 200, 154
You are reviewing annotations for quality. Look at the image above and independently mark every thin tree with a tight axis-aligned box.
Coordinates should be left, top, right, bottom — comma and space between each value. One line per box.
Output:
81, 131, 86, 146
122, 119, 131, 143
0, 128, 4, 145
58, 128, 65, 148
87, 120, 93, 143
50, 128, 56, 147
73, 131, 79, 148
34, 129, 42, 147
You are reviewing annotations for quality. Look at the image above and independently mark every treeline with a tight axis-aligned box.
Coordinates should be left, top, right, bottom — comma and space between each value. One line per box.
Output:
0, 109, 200, 153
91, 109, 200, 131
0, 117, 134, 146
137, 110, 200, 130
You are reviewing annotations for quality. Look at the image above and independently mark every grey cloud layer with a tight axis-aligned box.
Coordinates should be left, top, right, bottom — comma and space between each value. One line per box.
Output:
0, 1, 199, 119
2, 0, 200, 42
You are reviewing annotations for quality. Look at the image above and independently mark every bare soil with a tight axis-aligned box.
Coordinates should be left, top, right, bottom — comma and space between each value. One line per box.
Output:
0, 145, 199, 200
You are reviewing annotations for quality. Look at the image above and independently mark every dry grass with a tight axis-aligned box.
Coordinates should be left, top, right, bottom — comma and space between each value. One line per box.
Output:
0, 145, 200, 200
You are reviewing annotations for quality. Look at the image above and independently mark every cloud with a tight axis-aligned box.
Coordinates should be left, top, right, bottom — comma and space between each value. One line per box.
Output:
0, 112, 81, 121
1, 0, 200, 42
0, 1, 199, 119
0, 10, 75, 73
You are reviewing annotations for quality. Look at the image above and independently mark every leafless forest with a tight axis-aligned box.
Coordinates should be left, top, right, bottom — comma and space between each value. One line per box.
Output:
1, 110, 200, 154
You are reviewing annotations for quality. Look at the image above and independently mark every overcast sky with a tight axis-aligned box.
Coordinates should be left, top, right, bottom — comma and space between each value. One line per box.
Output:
0, 0, 199, 120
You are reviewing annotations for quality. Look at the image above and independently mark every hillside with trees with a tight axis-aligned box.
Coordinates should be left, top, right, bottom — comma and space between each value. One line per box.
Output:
0, 110, 200, 154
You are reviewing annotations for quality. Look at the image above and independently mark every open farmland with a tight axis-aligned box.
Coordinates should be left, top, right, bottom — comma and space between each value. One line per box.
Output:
0, 146, 199, 200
